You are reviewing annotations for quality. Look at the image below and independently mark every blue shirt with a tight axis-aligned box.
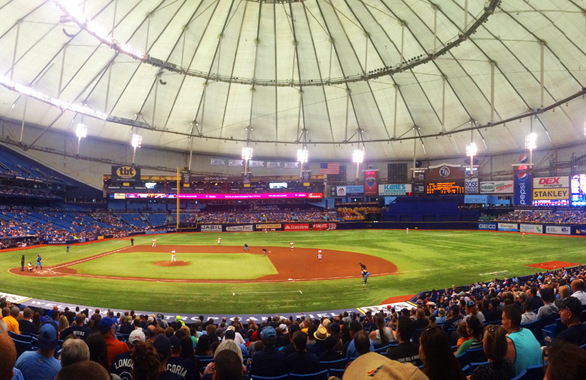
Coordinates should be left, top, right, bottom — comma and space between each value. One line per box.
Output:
15, 351, 61, 380
508, 328, 543, 375
345, 338, 374, 359
11, 368, 24, 380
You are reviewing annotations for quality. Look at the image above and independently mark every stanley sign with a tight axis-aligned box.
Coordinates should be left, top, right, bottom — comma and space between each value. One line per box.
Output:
532, 189, 569, 200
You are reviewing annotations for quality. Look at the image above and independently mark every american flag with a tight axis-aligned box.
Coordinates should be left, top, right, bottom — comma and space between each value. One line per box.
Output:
320, 163, 340, 175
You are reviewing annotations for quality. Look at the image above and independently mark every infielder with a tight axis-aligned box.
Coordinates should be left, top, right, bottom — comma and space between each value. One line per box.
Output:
36, 254, 42, 270
262, 248, 267, 257
317, 249, 322, 261
290, 241, 294, 250
218, 237, 222, 245
244, 243, 249, 251
152, 238, 157, 248
522, 233, 525, 240
171, 249, 176, 262
360, 263, 369, 285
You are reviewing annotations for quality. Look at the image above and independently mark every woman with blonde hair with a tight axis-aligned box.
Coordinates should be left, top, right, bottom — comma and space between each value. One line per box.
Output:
58, 315, 70, 335
470, 325, 515, 380
436, 308, 446, 324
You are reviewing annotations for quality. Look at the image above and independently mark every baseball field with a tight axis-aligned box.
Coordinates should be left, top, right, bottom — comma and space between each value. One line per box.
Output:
1, 230, 584, 314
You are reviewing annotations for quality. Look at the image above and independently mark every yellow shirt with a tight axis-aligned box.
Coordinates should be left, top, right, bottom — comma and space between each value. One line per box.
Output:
3, 315, 20, 334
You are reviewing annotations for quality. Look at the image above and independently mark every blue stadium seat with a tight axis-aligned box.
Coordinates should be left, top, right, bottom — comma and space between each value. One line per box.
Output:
469, 361, 489, 375
288, 369, 328, 380
319, 358, 347, 374
467, 348, 487, 363
461, 365, 470, 376
8, 331, 32, 357
521, 319, 544, 342
516, 365, 544, 380
250, 375, 288, 380
195, 355, 214, 373
512, 370, 527, 380
456, 352, 468, 368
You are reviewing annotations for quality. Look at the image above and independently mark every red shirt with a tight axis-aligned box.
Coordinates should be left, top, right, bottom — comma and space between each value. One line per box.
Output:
105, 335, 129, 366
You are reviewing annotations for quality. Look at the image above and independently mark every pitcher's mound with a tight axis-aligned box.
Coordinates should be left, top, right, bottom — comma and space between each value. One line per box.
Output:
152, 261, 190, 267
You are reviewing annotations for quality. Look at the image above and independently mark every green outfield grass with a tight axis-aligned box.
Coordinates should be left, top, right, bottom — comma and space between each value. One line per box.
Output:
0, 230, 584, 314
71, 252, 277, 280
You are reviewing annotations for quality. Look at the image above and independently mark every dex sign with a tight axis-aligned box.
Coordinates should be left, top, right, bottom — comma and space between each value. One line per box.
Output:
533, 177, 569, 189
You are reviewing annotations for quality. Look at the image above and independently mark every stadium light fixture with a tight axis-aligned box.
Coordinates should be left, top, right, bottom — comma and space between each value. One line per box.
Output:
353, 149, 364, 181
75, 123, 87, 155
131, 133, 142, 164
242, 146, 253, 176
297, 147, 308, 178
466, 142, 477, 178
525, 133, 536, 168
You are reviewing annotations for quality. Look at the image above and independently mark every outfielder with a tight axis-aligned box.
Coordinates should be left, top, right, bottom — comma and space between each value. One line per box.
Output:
360, 263, 369, 285
218, 237, 222, 245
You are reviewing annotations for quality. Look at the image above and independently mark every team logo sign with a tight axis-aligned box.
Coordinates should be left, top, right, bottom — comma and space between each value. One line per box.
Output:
439, 166, 451, 178
517, 170, 529, 182
116, 166, 137, 179
519, 154, 528, 163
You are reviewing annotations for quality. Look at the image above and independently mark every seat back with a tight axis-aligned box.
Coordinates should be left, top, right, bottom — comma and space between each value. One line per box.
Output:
523, 364, 545, 380
8, 331, 32, 357
469, 361, 490, 375
288, 369, 329, 380
467, 348, 487, 363
521, 319, 544, 341
250, 375, 288, 380
319, 358, 347, 371
456, 351, 468, 369
195, 355, 214, 373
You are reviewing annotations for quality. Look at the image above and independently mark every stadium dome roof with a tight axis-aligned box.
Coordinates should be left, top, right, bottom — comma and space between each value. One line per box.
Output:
0, 0, 585, 161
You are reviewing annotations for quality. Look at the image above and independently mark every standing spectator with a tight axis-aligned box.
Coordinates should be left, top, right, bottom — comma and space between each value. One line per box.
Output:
250, 326, 287, 378
98, 317, 129, 366
60, 338, 90, 368
556, 297, 586, 346
386, 317, 422, 367
544, 341, 586, 380
502, 305, 543, 375
419, 327, 467, 380
0, 333, 24, 380
18, 308, 37, 335
4, 307, 20, 334
15, 322, 61, 380
470, 325, 515, 380
455, 316, 483, 356
286, 331, 320, 375
536, 288, 559, 320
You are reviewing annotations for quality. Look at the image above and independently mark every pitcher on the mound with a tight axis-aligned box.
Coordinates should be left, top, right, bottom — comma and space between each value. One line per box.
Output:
218, 237, 222, 245
171, 250, 176, 262
290, 241, 294, 250
152, 239, 156, 248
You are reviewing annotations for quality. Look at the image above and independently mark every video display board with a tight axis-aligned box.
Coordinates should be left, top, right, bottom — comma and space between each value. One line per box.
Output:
571, 175, 586, 206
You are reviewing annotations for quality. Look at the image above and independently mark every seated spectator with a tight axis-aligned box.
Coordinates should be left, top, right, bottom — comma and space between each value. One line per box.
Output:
0, 332, 24, 380
61, 314, 92, 340
307, 325, 328, 356
386, 317, 422, 367
213, 350, 245, 380
484, 300, 502, 323
412, 308, 429, 330
536, 288, 559, 320
456, 316, 483, 356
250, 326, 287, 378
343, 352, 428, 380
118, 316, 134, 335
18, 308, 38, 335
55, 361, 110, 380
502, 304, 543, 375
15, 322, 61, 380
442, 305, 463, 333
419, 327, 467, 380
319, 335, 342, 362
456, 321, 470, 351
570, 280, 586, 305
223, 330, 247, 360
554, 285, 570, 310
470, 325, 515, 380
86, 332, 123, 380
345, 320, 374, 359
152, 335, 183, 380
520, 301, 537, 325
464, 301, 485, 324
556, 297, 586, 346
286, 331, 320, 374
195, 335, 213, 357
4, 307, 20, 334
544, 341, 586, 380
353, 331, 372, 358
369, 315, 393, 346
166, 335, 199, 380
526, 287, 544, 309
203, 340, 246, 380
60, 337, 90, 368
111, 330, 146, 380
98, 317, 129, 366
435, 308, 446, 324
131, 341, 161, 380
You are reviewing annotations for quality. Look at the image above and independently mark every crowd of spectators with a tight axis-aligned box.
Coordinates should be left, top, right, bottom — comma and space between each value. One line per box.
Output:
0, 186, 60, 199
496, 210, 586, 224
184, 210, 339, 224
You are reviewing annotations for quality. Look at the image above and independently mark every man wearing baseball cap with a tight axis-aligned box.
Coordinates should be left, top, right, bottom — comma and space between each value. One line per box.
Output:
343, 352, 428, 380
251, 326, 287, 378
111, 329, 145, 380
152, 335, 182, 380
99, 316, 129, 366
15, 321, 61, 380
556, 297, 586, 346
166, 335, 197, 380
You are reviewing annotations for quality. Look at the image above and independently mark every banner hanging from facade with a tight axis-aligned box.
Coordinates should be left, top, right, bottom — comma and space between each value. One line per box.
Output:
514, 167, 532, 206
364, 170, 378, 196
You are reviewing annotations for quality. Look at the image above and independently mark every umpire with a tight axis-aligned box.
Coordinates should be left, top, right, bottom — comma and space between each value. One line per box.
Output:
21, 255, 25, 271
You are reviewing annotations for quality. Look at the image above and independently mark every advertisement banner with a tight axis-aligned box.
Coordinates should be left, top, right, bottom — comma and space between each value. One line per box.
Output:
111, 166, 141, 183
546, 226, 571, 235
378, 184, 412, 196
514, 168, 532, 205
533, 177, 569, 189
519, 224, 543, 234
228, 160, 244, 167
267, 162, 283, 169
284, 162, 300, 169
225, 225, 253, 232
574, 227, 586, 235
201, 225, 222, 232
498, 223, 518, 232
364, 170, 378, 196
249, 160, 264, 168
307, 193, 323, 199
114, 193, 126, 200
256, 224, 281, 229
465, 178, 479, 194
337, 185, 364, 196
532, 189, 569, 200
210, 158, 226, 166
478, 223, 497, 230
480, 181, 514, 194
284, 224, 309, 231
312, 223, 337, 231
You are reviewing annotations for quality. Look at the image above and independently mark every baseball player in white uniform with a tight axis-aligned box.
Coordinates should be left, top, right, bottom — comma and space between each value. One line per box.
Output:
218, 237, 222, 245
171, 249, 176, 262
317, 249, 322, 261
152, 239, 156, 248
290, 241, 294, 250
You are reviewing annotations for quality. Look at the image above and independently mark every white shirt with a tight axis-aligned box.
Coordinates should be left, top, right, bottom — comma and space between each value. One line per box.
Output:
571, 290, 586, 305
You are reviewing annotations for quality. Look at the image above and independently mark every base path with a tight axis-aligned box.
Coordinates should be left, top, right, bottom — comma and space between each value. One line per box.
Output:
9, 245, 398, 283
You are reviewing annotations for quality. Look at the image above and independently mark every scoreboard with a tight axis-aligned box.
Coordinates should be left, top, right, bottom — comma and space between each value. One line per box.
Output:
426, 181, 465, 195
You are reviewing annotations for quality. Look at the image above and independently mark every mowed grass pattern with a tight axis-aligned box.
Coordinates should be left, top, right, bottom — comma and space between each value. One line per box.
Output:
71, 252, 277, 280
0, 230, 584, 314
